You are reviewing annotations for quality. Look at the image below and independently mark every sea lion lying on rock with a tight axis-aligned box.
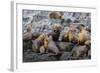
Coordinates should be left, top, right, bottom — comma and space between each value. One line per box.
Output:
32, 34, 45, 52
49, 11, 63, 19
63, 25, 78, 43
32, 34, 50, 53
48, 36, 60, 54
39, 35, 49, 53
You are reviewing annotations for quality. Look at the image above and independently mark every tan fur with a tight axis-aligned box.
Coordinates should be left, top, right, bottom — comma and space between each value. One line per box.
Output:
78, 28, 88, 44
64, 25, 78, 42
49, 11, 62, 19
43, 35, 49, 49
36, 34, 49, 53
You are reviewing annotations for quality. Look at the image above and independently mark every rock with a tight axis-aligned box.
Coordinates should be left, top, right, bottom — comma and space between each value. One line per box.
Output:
85, 40, 91, 50
88, 49, 91, 59
71, 45, 88, 58
23, 52, 39, 62
37, 53, 57, 61
56, 42, 74, 52
23, 40, 32, 51
32, 15, 47, 22
23, 10, 91, 62
60, 52, 71, 60
23, 52, 57, 62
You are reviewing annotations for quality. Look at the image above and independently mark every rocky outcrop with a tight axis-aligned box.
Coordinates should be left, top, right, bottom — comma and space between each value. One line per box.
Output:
23, 10, 91, 62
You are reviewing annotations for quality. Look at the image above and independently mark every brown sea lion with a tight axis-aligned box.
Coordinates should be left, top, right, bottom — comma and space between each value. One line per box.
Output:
49, 11, 63, 19
63, 25, 78, 43
48, 36, 60, 54
50, 24, 62, 41
39, 35, 49, 53
78, 25, 89, 45
32, 34, 45, 52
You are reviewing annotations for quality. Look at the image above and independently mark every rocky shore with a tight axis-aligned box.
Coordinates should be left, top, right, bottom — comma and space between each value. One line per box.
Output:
23, 10, 91, 62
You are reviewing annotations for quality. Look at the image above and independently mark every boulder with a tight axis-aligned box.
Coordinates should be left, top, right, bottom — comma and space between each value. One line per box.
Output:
56, 42, 74, 52
37, 53, 57, 61
23, 40, 32, 51
23, 52, 57, 62
71, 45, 88, 58
60, 52, 71, 60
88, 49, 91, 59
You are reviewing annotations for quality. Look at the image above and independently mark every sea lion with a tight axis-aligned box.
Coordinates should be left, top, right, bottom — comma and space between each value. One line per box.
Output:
39, 35, 49, 53
48, 36, 60, 54
43, 35, 49, 49
51, 24, 62, 41
78, 25, 89, 45
23, 24, 33, 40
49, 11, 63, 19
32, 34, 45, 52
39, 46, 45, 53
63, 25, 78, 43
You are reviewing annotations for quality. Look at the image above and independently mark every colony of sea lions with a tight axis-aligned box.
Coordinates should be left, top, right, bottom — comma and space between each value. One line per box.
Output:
23, 10, 91, 62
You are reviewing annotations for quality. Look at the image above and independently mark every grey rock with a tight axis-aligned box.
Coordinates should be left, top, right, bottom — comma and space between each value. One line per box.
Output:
23, 52, 57, 62
37, 53, 57, 61
60, 52, 71, 60
88, 49, 91, 59
23, 40, 32, 51
56, 42, 74, 52
71, 45, 88, 58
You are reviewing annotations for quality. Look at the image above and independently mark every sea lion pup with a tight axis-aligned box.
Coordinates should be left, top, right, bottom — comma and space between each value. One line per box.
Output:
23, 24, 33, 40
48, 36, 60, 54
49, 11, 63, 19
32, 34, 45, 52
78, 25, 89, 45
